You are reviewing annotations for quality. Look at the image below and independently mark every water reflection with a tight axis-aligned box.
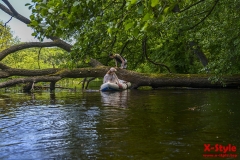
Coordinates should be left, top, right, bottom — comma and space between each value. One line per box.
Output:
0, 90, 240, 159
100, 90, 129, 108
0, 92, 102, 159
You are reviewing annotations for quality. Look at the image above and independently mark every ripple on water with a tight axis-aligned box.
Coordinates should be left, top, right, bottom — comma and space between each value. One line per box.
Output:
1, 90, 240, 159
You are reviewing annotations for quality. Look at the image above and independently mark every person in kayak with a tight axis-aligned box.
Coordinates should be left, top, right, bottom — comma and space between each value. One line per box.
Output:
103, 67, 120, 84
109, 53, 127, 69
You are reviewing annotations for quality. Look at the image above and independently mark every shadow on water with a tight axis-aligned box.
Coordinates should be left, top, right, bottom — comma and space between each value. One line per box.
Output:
0, 89, 240, 159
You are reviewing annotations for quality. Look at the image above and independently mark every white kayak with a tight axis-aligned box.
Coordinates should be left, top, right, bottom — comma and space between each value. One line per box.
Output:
100, 82, 131, 91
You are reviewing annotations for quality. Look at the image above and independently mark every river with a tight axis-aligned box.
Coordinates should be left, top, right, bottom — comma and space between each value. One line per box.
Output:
0, 89, 239, 159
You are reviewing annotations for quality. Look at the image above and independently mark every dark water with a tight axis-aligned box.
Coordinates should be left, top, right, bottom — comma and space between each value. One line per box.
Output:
0, 89, 239, 160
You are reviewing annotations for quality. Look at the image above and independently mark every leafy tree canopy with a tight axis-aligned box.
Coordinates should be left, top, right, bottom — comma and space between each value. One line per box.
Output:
0, 21, 20, 50
0, 21, 68, 71
27, 0, 240, 76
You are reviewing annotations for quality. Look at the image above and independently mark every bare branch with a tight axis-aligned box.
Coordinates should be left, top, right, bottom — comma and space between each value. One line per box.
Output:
82, 77, 96, 89
0, 68, 61, 78
120, 40, 129, 55
188, 0, 220, 30
0, 75, 62, 88
142, 36, 171, 73
180, 0, 205, 13
4, 16, 13, 26
0, 3, 31, 24
2, 0, 19, 16
0, 58, 104, 78
38, 47, 43, 69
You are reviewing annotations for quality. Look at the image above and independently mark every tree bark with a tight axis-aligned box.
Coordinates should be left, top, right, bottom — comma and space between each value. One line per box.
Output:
23, 82, 33, 92
0, 61, 239, 89
50, 81, 56, 92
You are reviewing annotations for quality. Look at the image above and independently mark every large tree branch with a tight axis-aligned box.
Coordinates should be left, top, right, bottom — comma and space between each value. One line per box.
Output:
0, 41, 70, 60
0, 68, 61, 78
0, 59, 104, 78
0, 2, 31, 24
2, 0, 19, 16
0, 66, 110, 88
0, 75, 62, 88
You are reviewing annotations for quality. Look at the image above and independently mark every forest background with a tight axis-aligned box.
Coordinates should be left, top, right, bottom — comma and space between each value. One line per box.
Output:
0, 0, 240, 91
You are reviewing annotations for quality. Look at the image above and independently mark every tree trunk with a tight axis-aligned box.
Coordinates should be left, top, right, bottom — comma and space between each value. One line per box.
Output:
23, 82, 33, 92
189, 41, 208, 67
0, 63, 239, 89
50, 81, 56, 92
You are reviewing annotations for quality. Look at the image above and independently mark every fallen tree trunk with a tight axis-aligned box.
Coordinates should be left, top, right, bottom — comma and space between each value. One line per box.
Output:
0, 62, 240, 89
116, 70, 240, 89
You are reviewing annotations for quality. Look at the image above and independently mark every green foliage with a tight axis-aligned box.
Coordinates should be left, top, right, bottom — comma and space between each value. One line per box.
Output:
0, 21, 69, 70
26, 0, 240, 76
0, 21, 20, 51
2, 47, 67, 69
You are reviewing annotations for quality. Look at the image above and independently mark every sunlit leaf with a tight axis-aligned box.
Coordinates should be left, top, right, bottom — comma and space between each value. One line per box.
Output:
131, 0, 137, 4
30, 20, 39, 26
143, 13, 151, 21
31, 32, 37, 37
163, 7, 169, 14
141, 22, 148, 31
151, 0, 159, 7
124, 21, 134, 30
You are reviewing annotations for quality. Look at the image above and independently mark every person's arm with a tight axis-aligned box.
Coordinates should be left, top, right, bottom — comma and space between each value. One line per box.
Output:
103, 71, 111, 83
113, 73, 120, 84
103, 75, 107, 83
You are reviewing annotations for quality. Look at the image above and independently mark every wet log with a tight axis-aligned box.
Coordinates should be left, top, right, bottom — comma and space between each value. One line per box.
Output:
0, 66, 240, 89
115, 70, 240, 89
0, 52, 238, 89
